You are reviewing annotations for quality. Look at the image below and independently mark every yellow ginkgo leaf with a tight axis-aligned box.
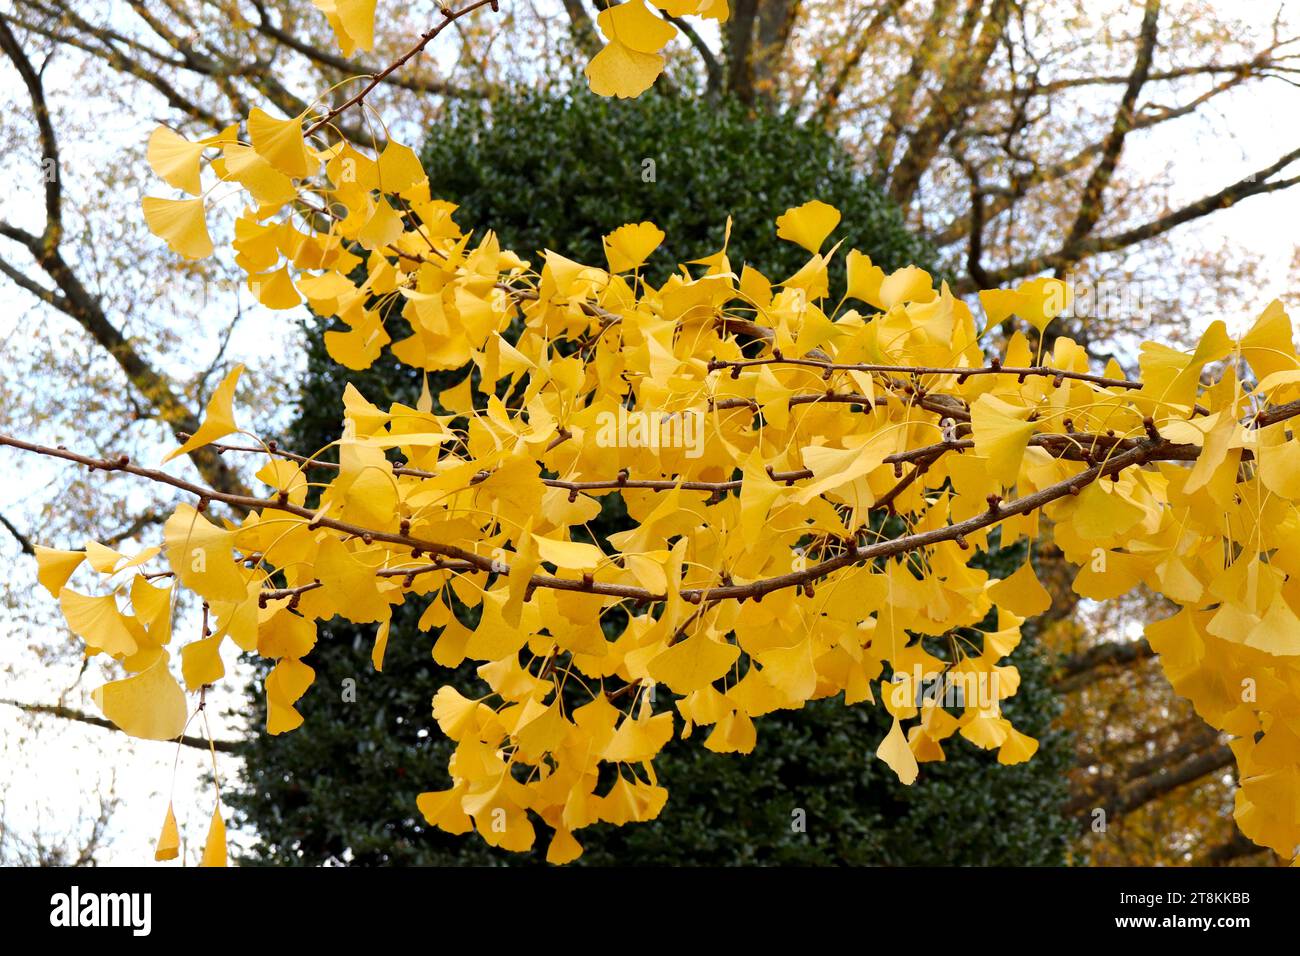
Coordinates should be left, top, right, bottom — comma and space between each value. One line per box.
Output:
978, 288, 1024, 327
311, 0, 359, 55
315, 536, 391, 623
775, 200, 841, 253
647, 633, 739, 695
417, 785, 473, 835
181, 634, 225, 691
704, 708, 757, 754
164, 364, 244, 463
597, 0, 676, 51
371, 614, 391, 671
336, 0, 377, 52
878, 264, 935, 309
154, 802, 180, 862
163, 504, 249, 604
515, 700, 569, 761
1015, 277, 1071, 333
603, 221, 665, 272
92, 650, 187, 741
794, 435, 890, 504
142, 197, 213, 260
199, 804, 227, 867
877, 716, 919, 784
987, 559, 1052, 618
325, 317, 390, 371
546, 827, 584, 865
60, 590, 139, 657
586, 0, 676, 98
603, 711, 674, 762
585, 39, 665, 98
997, 725, 1039, 765
358, 198, 405, 251
266, 657, 315, 734
532, 535, 605, 571
1259, 436, 1300, 500
255, 458, 308, 506
377, 141, 426, 191
147, 126, 205, 195
258, 609, 318, 660
845, 250, 886, 308
432, 686, 487, 741
970, 393, 1035, 487
34, 546, 84, 598
248, 107, 311, 179
84, 540, 125, 574
248, 266, 302, 310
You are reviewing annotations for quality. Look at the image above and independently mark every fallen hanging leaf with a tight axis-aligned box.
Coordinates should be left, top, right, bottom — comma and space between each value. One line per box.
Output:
154, 803, 180, 861
199, 804, 227, 867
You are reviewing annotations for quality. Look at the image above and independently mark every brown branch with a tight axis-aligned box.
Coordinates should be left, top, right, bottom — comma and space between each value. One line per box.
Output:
665, 13, 722, 96
1195, 831, 1275, 866
1076, 742, 1233, 830
1054, 638, 1155, 692
0, 698, 237, 753
0, 14, 62, 250
886, 0, 1010, 207
962, 144, 1300, 290
304, 0, 500, 138
7, 391, 1299, 607
1058, 0, 1162, 262
707, 355, 1141, 391
812, 0, 909, 124
874, 0, 957, 178
0, 512, 35, 555
929, 69, 1261, 249
0, 15, 247, 499
248, 0, 484, 99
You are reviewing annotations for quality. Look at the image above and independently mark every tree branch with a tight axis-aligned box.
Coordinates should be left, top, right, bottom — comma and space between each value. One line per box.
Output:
0, 698, 237, 753
1058, 0, 1162, 265
1054, 638, 1155, 693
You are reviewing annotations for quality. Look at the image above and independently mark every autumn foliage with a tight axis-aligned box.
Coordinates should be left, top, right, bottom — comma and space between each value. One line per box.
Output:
6, 1, 1300, 867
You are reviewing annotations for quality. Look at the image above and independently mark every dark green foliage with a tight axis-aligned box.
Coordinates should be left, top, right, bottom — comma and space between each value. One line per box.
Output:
229, 91, 1071, 866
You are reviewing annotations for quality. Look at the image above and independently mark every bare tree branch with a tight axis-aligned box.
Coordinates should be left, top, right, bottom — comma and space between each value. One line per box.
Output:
0, 699, 238, 753
1055, 638, 1155, 693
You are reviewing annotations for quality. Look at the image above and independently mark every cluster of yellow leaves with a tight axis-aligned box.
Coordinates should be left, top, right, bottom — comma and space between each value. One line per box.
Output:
83, 125, 1300, 860
584, 0, 729, 99
57, 5, 1300, 864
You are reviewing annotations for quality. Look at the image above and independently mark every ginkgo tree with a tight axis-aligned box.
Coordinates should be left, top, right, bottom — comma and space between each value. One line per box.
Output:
4, 0, 1300, 866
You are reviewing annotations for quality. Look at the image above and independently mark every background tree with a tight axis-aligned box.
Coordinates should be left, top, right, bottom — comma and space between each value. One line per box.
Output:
228, 90, 1073, 866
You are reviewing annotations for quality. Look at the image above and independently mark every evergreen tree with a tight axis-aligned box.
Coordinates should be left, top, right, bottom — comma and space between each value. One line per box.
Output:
230, 91, 1072, 866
